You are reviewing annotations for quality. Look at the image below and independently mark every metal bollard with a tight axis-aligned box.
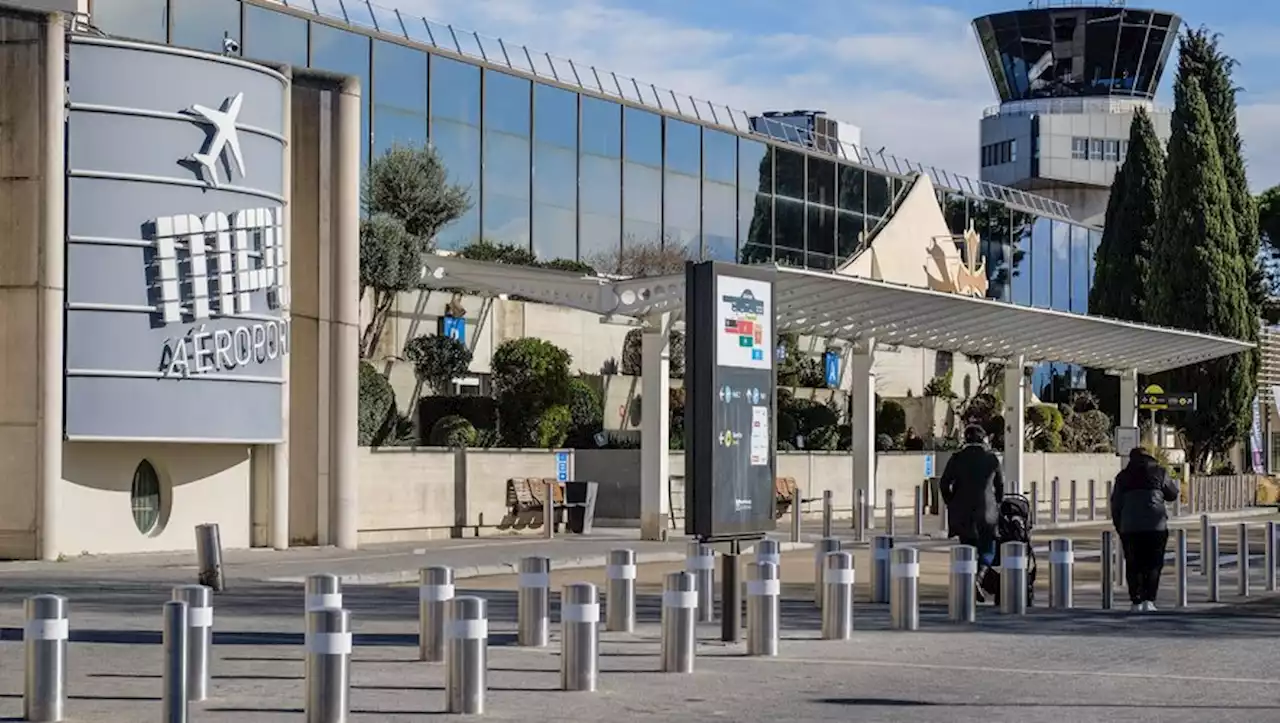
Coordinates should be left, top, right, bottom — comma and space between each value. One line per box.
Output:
163, 600, 189, 723
822, 551, 855, 640
1238, 522, 1251, 597
1175, 528, 1188, 608
560, 583, 599, 692
1115, 532, 1127, 586
913, 485, 924, 536
1087, 479, 1097, 521
305, 573, 342, 613
1207, 524, 1221, 603
605, 549, 637, 633
1049, 478, 1060, 525
419, 566, 454, 662
871, 535, 894, 604
661, 571, 696, 673
1174, 488, 1183, 517
544, 479, 556, 539
853, 488, 866, 540
789, 492, 802, 542
755, 539, 781, 568
1030, 482, 1039, 526
813, 538, 841, 606
685, 542, 716, 623
195, 523, 225, 592
1101, 530, 1114, 610
446, 596, 487, 715
889, 547, 920, 631
518, 556, 551, 647
172, 585, 212, 702
999, 542, 1028, 615
885, 489, 896, 537
746, 561, 780, 657
1048, 539, 1073, 609
305, 607, 351, 723
1267, 522, 1278, 593
1200, 513, 1211, 576
859, 488, 871, 537
822, 489, 833, 539
949, 545, 977, 623
1069, 479, 1078, 522
23, 595, 67, 722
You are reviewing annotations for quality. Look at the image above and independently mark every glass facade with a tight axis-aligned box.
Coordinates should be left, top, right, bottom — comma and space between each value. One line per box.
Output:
133, 0, 1103, 400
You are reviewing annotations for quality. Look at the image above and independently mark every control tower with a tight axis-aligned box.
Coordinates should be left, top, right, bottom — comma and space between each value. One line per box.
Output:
973, 2, 1181, 225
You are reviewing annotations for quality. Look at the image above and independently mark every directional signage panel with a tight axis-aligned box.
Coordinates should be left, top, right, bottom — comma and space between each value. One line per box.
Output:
1138, 384, 1197, 411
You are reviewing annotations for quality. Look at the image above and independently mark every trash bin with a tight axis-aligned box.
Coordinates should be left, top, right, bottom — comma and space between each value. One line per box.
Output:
563, 481, 599, 534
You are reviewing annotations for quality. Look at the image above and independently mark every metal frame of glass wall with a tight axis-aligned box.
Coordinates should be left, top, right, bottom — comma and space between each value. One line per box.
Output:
88, 0, 1100, 398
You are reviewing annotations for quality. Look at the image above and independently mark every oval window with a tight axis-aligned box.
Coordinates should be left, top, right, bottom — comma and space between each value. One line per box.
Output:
131, 460, 163, 535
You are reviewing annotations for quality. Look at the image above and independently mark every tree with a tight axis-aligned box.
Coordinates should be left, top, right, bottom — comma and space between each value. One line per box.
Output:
1145, 67, 1255, 470
620, 327, 685, 378
1259, 185, 1280, 321
403, 334, 473, 395
490, 338, 573, 447
358, 361, 396, 446
589, 236, 693, 277
360, 144, 470, 358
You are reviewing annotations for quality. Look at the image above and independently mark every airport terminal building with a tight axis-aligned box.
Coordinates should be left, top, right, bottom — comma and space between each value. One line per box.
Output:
0, 0, 1242, 559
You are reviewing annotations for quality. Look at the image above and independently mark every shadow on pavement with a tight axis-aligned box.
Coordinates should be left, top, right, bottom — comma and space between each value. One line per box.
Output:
818, 698, 1280, 711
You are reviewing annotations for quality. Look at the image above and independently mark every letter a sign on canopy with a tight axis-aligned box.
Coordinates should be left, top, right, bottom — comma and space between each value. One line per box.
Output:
684, 261, 778, 541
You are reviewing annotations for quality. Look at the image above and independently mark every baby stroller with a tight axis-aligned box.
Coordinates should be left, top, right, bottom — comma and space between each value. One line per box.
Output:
978, 493, 1038, 604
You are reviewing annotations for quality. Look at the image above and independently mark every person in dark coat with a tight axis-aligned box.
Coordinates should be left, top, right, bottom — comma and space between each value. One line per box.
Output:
939, 425, 1005, 597
1111, 446, 1180, 612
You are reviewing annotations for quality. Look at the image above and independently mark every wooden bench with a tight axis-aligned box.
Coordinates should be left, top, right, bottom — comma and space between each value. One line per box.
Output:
505, 478, 566, 530
775, 477, 799, 519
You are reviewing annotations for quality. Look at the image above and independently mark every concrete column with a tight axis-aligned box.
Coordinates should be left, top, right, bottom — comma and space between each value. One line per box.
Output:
639, 314, 671, 541
849, 339, 875, 523
331, 76, 361, 550
1003, 356, 1026, 495
1118, 369, 1138, 430
37, 13, 66, 561
272, 65, 293, 551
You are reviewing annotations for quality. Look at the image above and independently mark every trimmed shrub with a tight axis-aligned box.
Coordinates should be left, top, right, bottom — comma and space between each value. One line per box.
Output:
358, 362, 395, 446
876, 400, 907, 439
491, 338, 573, 446
416, 396, 498, 436
807, 425, 839, 451
429, 415, 477, 448
533, 405, 572, 449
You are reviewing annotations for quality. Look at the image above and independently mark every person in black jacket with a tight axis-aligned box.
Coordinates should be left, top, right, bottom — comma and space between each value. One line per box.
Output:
939, 425, 1005, 598
1110, 446, 1180, 612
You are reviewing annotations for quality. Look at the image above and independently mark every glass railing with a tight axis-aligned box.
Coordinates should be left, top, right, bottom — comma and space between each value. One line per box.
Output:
984, 96, 1168, 118
277, 0, 1075, 221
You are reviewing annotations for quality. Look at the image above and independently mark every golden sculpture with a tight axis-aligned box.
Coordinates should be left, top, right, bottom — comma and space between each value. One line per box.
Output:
924, 221, 989, 298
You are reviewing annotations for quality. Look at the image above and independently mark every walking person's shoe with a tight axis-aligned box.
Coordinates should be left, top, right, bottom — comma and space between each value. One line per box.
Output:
1141, 601, 1158, 612
1129, 602, 1143, 612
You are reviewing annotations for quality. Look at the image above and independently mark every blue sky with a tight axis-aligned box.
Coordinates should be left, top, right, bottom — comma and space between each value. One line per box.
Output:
404, 0, 1279, 192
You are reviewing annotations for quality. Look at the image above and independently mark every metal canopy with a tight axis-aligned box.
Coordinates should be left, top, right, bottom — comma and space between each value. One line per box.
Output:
420, 257, 1252, 374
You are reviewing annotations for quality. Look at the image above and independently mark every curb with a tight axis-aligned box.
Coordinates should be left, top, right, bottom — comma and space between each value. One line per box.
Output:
267, 541, 816, 587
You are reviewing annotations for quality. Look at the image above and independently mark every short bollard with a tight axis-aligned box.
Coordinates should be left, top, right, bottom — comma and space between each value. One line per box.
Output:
605, 549, 637, 633
1101, 530, 1115, 610
560, 583, 599, 692
518, 556, 551, 647
889, 547, 920, 631
446, 596, 488, 715
1049, 478, 1060, 525
195, 523, 225, 592
419, 566, 454, 662
1266, 522, 1278, 593
1200, 513, 1211, 576
789, 493, 802, 542
1030, 482, 1039, 526
163, 600, 189, 723
1069, 479, 1078, 522
755, 539, 781, 567
24, 594, 67, 722
172, 585, 212, 702
858, 488, 871, 538
885, 489, 896, 537
685, 542, 716, 623
999, 542, 1028, 615
1115, 533, 1127, 586
661, 571, 696, 673
1048, 539, 1073, 609
853, 488, 866, 541
1207, 524, 1221, 603
813, 537, 841, 606
306, 608, 351, 723
1087, 479, 1097, 521
543, 479, 556, 539
305, 573, 342, 612
871, 535, 893, 604
913, 485, 924, 536
746, 561, 780, 657
1175, 528, 1189, 608
949, 545, 977, 623
1238, 522, 1251, 597
822, 551, 855, 640
822, 489, 834, 538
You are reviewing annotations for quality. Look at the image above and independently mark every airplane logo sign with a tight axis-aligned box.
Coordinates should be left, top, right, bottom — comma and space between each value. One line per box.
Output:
184, 93, 247, 189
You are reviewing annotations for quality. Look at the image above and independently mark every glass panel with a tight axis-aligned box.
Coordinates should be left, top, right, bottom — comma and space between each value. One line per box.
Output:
171, 0, 240, 53
243, 5, 308, 66
808, 157, 836, 208
774, 149, 804, 200
1030, 217, 1052, 308
866, 171, 892, 218
974, 201, 1013, 301
703, 180, 736, 261
372, 106, 428, 157
532, 119, 577, 264
774, 197, 804, 260
533, 144, 576, 212
665, 119, 701, 177
622, 162, 661, 245
807, 204, 835, 268
1011, 212, 1033, 305
432, 56, 481, 126
533, 204, 577, 262
310, 24, 371, 169
533, 83, 577, 150
1088, 229, 1102, 289
579, 154, 621, 262
372, 40, 427, 139
92, 0, 168, 42
1051, 220, 1071, 310
740, 193, 772, 264
738, 140, 770, 196
838, 164, 865, 214
482, 130, 530, 246
943, 193, 967, 236
664, 171, 700, 255
623, 107, 661, 167
581, 97, 621, 158
1070, 224, 1090, 314
483, 70, 530, 137
703, 129, 737, 184
836, 212, 865, 259
432, 119, 481, 250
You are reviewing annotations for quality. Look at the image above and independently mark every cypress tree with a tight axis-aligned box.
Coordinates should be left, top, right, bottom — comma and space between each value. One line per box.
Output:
1145, 69, 1254, 470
